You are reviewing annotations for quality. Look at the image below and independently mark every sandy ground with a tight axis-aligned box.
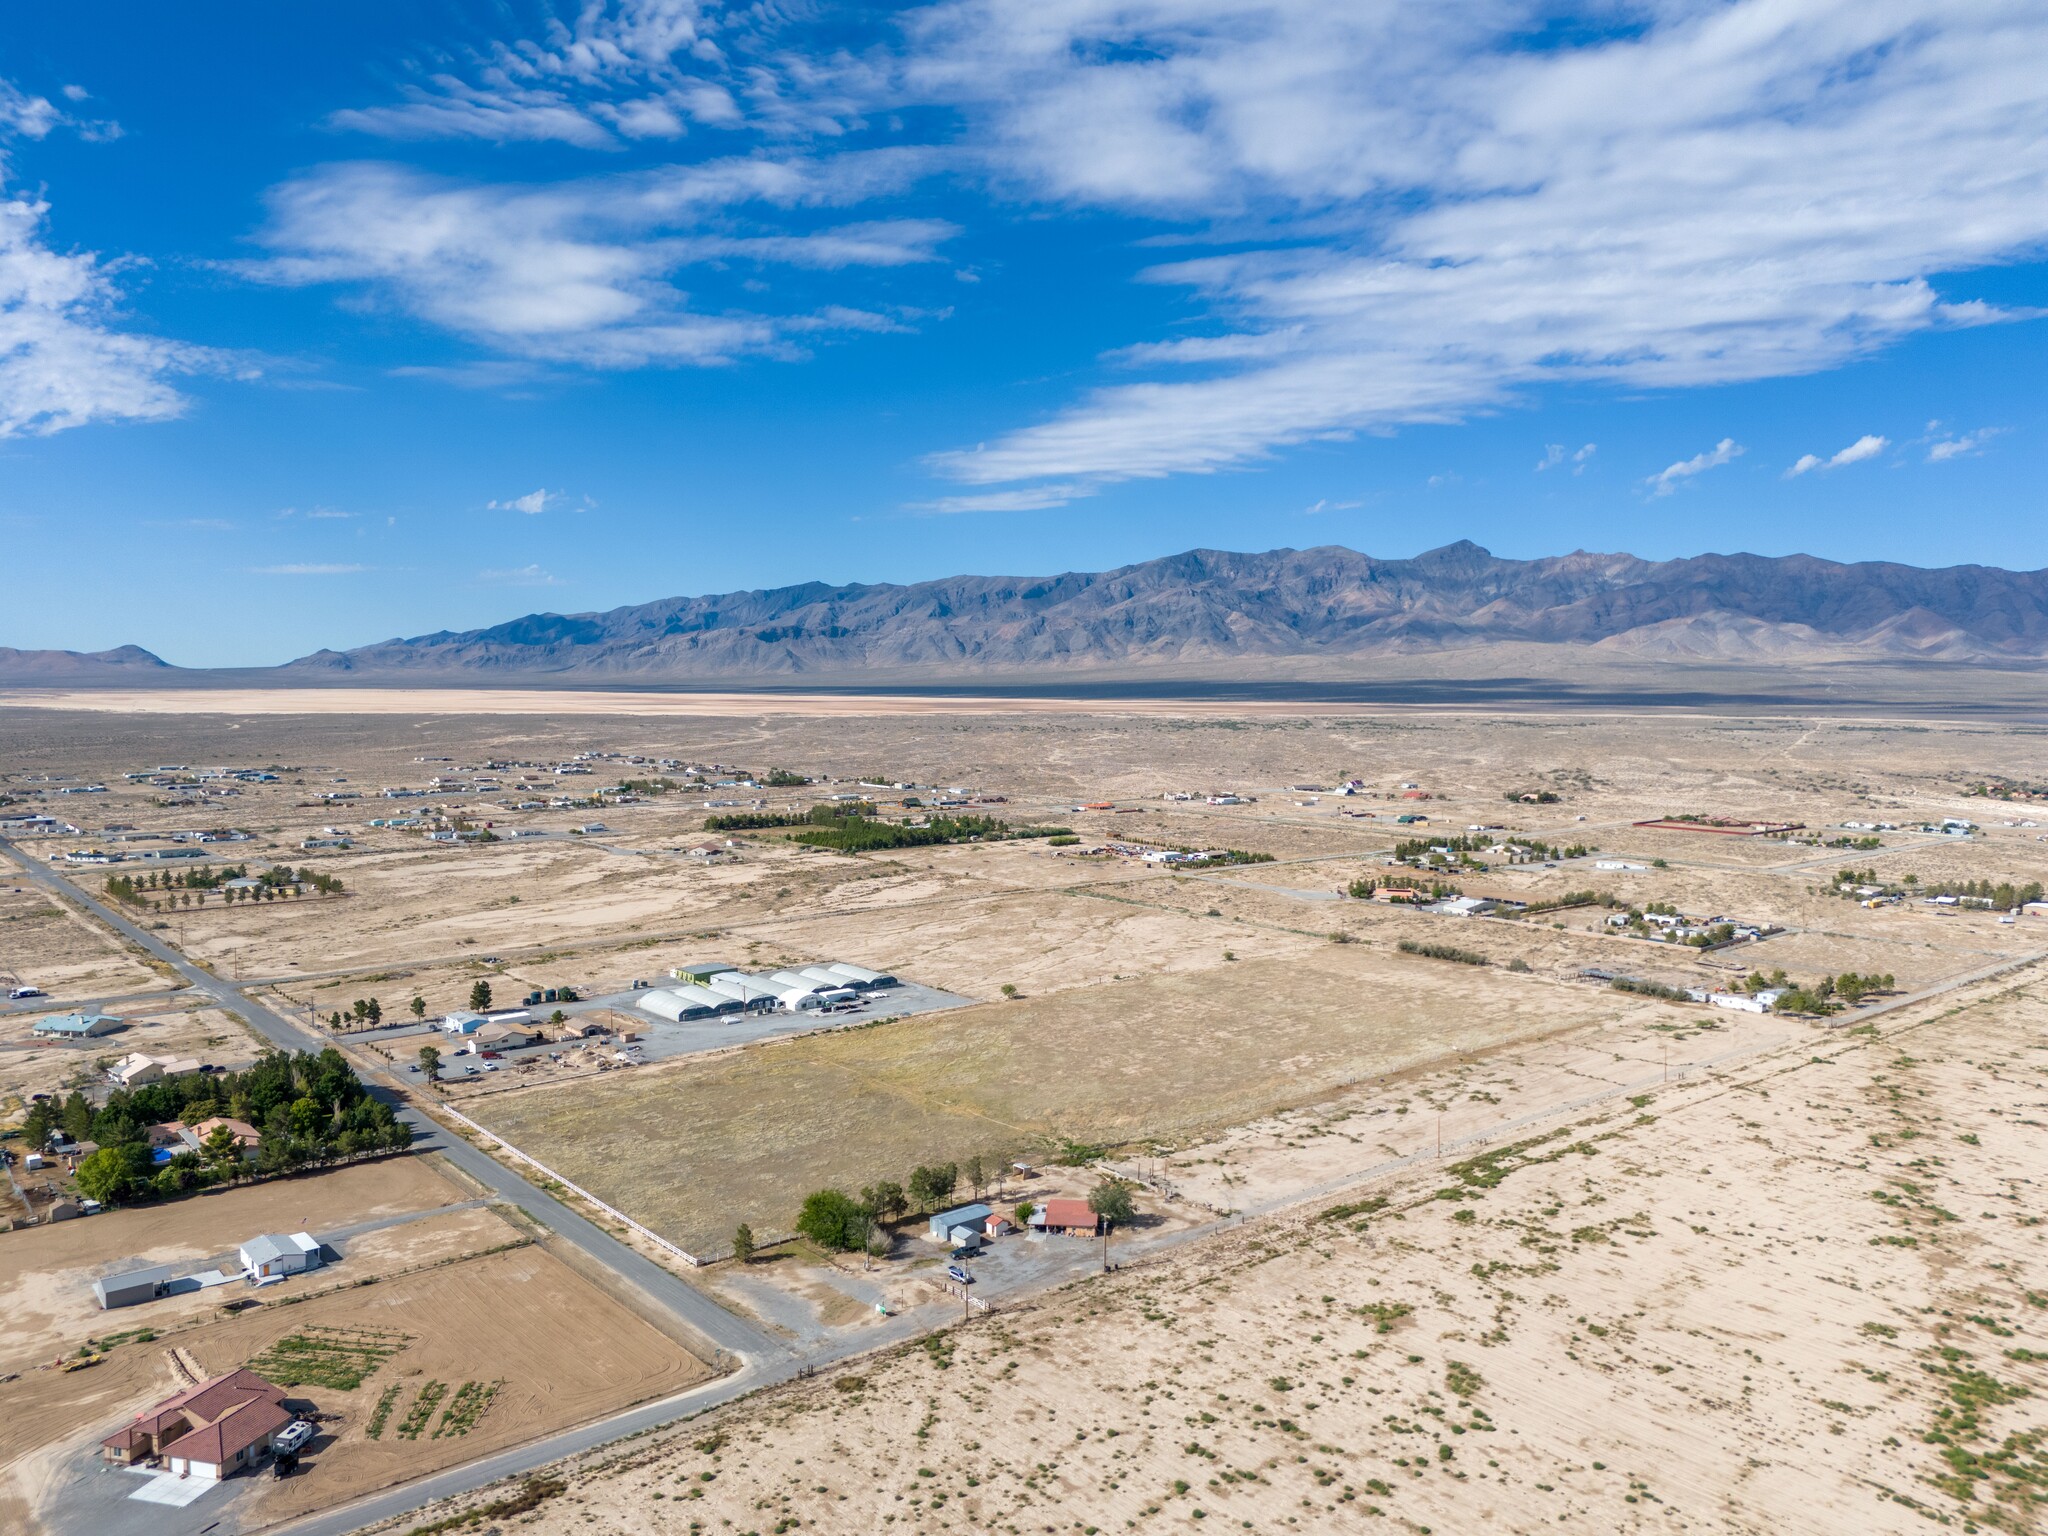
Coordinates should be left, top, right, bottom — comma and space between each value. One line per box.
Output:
0, 1156, 470, 1369
1, 1170, 715, 1536
4, 702, 2047, 1534
0, 878, 167, 1004
389, 962, 2048, 1536
0, 1003, 267, 1120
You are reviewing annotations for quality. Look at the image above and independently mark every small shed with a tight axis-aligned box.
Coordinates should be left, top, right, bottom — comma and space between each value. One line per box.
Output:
93, 1264, 171, 1310
927, 1202, 994, 1242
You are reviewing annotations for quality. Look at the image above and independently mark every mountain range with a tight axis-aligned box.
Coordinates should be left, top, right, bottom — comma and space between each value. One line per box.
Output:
8, 543, 2048, 684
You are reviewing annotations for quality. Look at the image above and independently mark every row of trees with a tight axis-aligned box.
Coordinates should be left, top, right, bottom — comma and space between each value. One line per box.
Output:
105, 862, 343, 910
1830, 869, 2043, 908
793, 810, 1071, 853
328, 982, 495, 1031
25, 1048, 408, 1208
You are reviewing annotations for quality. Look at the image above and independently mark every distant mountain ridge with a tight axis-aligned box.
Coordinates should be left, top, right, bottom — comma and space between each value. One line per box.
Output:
0, 644, 172, 679
278, 542, 2048, 678
6, 543, 2047, 684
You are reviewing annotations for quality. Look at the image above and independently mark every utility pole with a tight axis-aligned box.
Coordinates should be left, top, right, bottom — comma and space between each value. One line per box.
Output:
1437, 1113, 1443, 1157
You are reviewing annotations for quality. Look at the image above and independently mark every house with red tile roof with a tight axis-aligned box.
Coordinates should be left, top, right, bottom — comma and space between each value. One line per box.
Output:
101, 1368, 292, 1482
1031, 1198, 1103, 1236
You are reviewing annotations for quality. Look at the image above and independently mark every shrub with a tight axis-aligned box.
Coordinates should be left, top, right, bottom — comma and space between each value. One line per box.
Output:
1397, 940, 1490, 966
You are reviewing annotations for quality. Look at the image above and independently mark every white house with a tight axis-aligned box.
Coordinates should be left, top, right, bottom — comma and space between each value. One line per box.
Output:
238, 1232, 321, 1280
440, 1011, 487, 1035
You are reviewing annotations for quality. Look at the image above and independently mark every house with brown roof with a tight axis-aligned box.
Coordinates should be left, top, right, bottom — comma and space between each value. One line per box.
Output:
1032, 1198, 1103, 1237
181, 1116, 262, 1158
101, 1368, 292, 1481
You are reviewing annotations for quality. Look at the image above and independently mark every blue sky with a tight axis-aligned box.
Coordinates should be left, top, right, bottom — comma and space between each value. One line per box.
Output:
1, 0, 2044, 666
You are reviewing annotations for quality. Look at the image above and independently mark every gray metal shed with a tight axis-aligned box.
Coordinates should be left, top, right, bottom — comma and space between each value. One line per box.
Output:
93, 1263, 170, 1310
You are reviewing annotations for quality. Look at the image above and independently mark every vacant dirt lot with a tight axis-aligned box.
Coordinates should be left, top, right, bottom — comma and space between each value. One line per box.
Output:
400, 962, 2048, 1536
0, 879, 165, 1003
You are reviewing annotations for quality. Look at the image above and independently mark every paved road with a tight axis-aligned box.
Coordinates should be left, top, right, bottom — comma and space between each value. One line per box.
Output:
0, 836, 780, 1372
15, 830, 2041, 1536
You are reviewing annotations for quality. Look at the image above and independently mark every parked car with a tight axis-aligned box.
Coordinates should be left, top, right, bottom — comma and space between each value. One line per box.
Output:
947, 1264, 973, 1285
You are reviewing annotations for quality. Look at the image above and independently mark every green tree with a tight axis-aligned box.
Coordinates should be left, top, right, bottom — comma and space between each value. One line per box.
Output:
907, 1162, 958, 1212
418, 1044, 442, 1079
860, 1181, 907, 1224
201, 1123, 243, 1172
1014, 1201, 1036, 1229
468, 980, 493, 1012
409, 995, 427, 1020
364, 998, 382, 1026
76, 1144, 148, 1206
964, 1154, 987, 1199
732, 1223, 756, 1265
795, 1189, 870, 1252
22, 1098, 58, 1149
1089, 1179, 1137, 1269
60, 1091, 92, 1143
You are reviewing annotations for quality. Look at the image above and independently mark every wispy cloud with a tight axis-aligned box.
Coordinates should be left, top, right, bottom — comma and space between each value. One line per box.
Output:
1646, 438, 1743, 497
477, 564, 565, 586
488, 489, 556, 515
326, 0, 742, 149
1927, 427, 2001, 462
908, 482, 1096, 514
911, 3, 2048, 493
237, 154, 945, 370
1536, 442, 1595, 474
1786, 433, 1888, 477
250, 562, 369, 576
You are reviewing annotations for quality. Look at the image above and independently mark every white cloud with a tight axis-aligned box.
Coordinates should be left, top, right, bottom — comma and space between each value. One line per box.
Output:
1928, 427, 2000, 462
0, 80, 213, 439
907, 0, 2048, 493
1537, 442, 1595, 474
251, 563, 369, 576
1786, 433, 1889, 476
488, 489, 556, 515
1646, 438, 1743, 497
908, 482, 1097, 514
328, 0, 742, 149
478, 564, 565, 586
238, 155, 945, 369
